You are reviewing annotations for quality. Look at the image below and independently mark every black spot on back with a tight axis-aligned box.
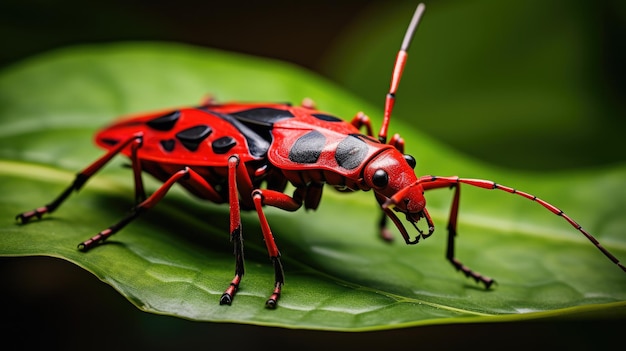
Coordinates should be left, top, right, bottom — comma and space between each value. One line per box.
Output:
160, 139, 175, 152
101, 138, 120, 146
212, 136, 237, 154
147, 111, 181, 131
176, 125, 212, 151
335, 135, 368, 169
312, 113, 342, 122
230, 107, 294, 125
199, 108, 272, 158
289, 130, 326, 164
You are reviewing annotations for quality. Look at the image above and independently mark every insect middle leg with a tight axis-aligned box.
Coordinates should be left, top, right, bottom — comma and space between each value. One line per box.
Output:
78, 166, 222, 251
220, 155, 248, 306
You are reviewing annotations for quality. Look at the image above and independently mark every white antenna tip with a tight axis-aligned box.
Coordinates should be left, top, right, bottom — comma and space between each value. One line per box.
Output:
401, 3, 426, 52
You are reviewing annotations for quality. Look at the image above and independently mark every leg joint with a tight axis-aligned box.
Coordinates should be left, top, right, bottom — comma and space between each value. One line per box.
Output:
252, 189, 263, 200
228, 155, 240, 167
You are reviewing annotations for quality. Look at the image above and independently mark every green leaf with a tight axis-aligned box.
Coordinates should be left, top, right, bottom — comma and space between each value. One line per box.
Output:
0, 42, 625, 331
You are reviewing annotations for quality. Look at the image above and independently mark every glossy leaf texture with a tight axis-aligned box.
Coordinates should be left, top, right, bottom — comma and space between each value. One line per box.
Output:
0, 43, 625, 330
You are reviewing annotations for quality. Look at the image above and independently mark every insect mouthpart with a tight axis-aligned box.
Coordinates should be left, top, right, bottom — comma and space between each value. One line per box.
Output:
405, 210, 435, 238
395, 207, 434, 243
380, 194, 435, 245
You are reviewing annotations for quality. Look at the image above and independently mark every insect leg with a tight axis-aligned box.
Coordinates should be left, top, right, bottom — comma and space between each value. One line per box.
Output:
420, 175, 626, 285
352, 114, 412, 242
375, 193, 395, 242
252, 188, 304, 309
436, 181, 494, 288
16, 132, 144, 224
350, 112, 374, 137
353, 113, 398, 241
388, 134, 405, 154
301, 97, 316, 109
77, 167, 219, 251
199, 94, 216, 106
130, 136, 146, 203
220, 156, 246, 306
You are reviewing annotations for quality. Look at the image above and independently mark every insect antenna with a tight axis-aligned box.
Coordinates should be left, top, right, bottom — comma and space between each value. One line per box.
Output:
378, 3, 426, 144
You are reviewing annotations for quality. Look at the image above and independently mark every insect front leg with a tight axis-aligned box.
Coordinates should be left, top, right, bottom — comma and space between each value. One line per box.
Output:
16, 132, 145, 224
351, 113, 399, 242
375, 193, 395, 242
252, 187, 304, 309
419, 175, 626, 280
351, 113, 413, 243
220, 155, 246, 306
437, 182, 495, 288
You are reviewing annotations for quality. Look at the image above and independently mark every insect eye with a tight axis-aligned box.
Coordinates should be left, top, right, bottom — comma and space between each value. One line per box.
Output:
372, 169, 389, 188
403, 154, 416, 169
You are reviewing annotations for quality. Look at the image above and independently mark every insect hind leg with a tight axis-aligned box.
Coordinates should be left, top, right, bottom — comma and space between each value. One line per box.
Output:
16, 133, 145, 224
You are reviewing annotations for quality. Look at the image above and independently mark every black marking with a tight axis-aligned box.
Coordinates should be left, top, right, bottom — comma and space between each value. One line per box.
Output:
335, 135, 368, 170
147, 111, 181, 131
289, 130, 326, 164
200, 108, 273, 158
176, 125, 212, 151
349, 133, 379, 144
160, 139, 175, 152
212, 136, 237, 154
312, 113, 342, 122
230, 107, 294, 125
101, 138, 120, 146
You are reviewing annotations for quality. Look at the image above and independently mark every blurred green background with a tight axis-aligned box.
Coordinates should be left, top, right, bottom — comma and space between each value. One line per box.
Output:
1, 0, 624, 349
322, 0, 626, 170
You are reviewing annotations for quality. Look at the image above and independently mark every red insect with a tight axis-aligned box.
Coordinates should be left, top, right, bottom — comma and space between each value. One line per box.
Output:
16, 4, 625, 309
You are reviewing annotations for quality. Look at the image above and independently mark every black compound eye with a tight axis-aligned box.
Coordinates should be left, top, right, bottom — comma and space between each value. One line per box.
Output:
372, 169, 389, 188
403, 154, 416, 169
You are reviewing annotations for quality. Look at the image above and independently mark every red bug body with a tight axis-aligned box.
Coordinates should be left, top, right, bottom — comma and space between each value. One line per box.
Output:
95, 103, 407, 208
15, 3, 625, 309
